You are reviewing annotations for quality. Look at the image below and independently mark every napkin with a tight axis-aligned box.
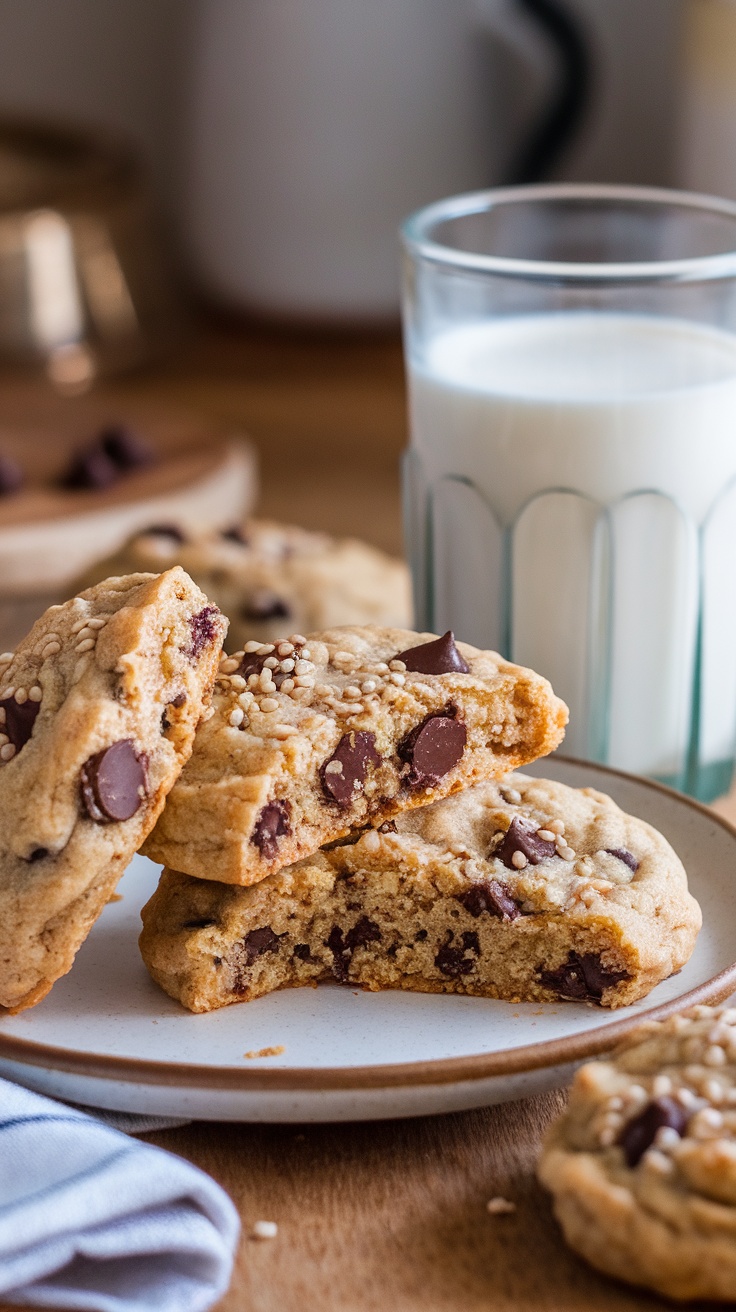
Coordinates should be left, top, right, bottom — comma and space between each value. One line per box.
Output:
0, 1076, 240, 1312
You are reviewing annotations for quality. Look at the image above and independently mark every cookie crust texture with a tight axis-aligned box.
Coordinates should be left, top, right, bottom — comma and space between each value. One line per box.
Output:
539, 1005, 736, 1302
77, 517, 412, 649
0, 568, 227, 1011
139, 773, 700, 1014
142, 627, 569, 885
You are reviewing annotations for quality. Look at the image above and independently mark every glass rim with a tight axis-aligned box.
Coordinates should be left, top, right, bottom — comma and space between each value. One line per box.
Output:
400, 183, 736, 283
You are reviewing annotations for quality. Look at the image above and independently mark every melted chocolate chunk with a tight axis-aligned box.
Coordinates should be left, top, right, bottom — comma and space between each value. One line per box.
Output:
237, 645, 301, 687
293, 943, 313, 961
62, 444, 119, 490
26, 847, 48, 863
326, 926, 351, 982
80, 739, 148, 823
434, 933, 476, 978
161, 691, 187, 733
459, 880, 521, 921
144, 523, 186, 542
99, 424, 155, 470
605, 847, 640, 873
619, 1096, 689, 1168
395, 630, 470, 675
461, 930, 480, 955
398, 705, 466, 790
415, 929, 428, 941
251, 800, 291, 860
241, 590, 292, 622
3, 697, 40, 754
187, 605, 220, 660
538, 951, 630, 1003
182, 917, 217, 930
0, 455, 23, 496
345, 917, 381, 950
496, 817, 557, 869
221, 525, 249, 545
320, 731, 381, 807
242, 925, 282, 966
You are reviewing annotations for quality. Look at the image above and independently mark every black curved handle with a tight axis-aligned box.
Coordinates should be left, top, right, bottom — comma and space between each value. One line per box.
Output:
503, 0, 593, 184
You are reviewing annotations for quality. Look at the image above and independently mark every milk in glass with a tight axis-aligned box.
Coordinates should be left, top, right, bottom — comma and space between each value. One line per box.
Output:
407, 312, 736, 787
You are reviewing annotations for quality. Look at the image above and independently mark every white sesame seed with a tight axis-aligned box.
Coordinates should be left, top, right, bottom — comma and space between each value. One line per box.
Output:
277, 642, 294, 657
87, 617, 106, 630
230, 676, 246, 690
300, 648, 312, 660
279, 659, 295, 673
294, 676, 315, 688
344, 685, 362, 700
229, 708, 245, 726
325, 761, 343, 774
675, 1087, 699, 1109
511, 851, 527, 870
289, 634, 306, 646
720, 1009, 736, 1025
41, 642, 61, 657
375, 662, 389, 674
705, 1045, 727, 1067
294, 660, 314, 676
486, 1197, 515, 1215
1, 688, 14, 700
259, 697, 279, 713
247, 674, 261, 689
244, 640, 260, 653
644, 1150, 674, 1174
389, 659, 406, 673
272, 724, 298, 739
71, 618, 88, 634
219, 658, 240, 674
0, 652, 13, 664
654, 1126, 681, 1150
703, 1079, 725, 1104
279, 679, 295, 693
13, 688, 27, 704
549, 819, 565, 835
258, 671, 274, 692
251, 1220, 278, 1240
263, 657, 279, 669
75, 638, 95, 653
76, 627, 95, 642
652, 1075, 673, 1097
537, 829, 555, 842
557, 845, 575, 861
28, 686, 42, 702
504, 788, 522, 804
0, 743, 15, 761
256, 644, 275, 656
72, 657, 89, 682
339, 703, 363, 715
333, 650, 354, 663
390, 672, 406, 686
361, 680, 377, 693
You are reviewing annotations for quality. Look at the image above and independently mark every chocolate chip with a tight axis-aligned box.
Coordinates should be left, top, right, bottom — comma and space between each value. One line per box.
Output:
293, 943, 313, 961
0, 455, 23, 496
241, 590, 291, 622
143, 523, 186, 542
415, 929, 428, 941
326, 926, 351, 982
434, 932, 476, 978
99, 424, 155, 470
320, 731, 381, 807
459, 880, 521, 921
496, 817, 557, 869
537, 951, 629, 1003
461, 930, 480, 955
26, 847, 48, 863
251, 800, 291, 860
221, 525, 249, 545
161, 691, 187, 733
62, 445, 119, 490
395, 630, 470, 675
619, 1096, 689, 1168
187, 605, 221, 660
170, 692, 186, 708
605, 847, 640, 873
182, 917, 217, 930
80, 739, 148, 823
242, 925, 282, 966
3, 697, 40, 754
345, 917, 381, 950
398, 706, 466, 790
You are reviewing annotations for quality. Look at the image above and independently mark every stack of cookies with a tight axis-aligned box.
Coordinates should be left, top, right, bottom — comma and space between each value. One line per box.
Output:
138, 625, 702, 1013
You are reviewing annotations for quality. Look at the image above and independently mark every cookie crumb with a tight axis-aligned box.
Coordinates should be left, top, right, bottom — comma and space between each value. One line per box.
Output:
486, 1196, 516, 1215
244, 1045, 285, 1059
251, 1220, 278, 1240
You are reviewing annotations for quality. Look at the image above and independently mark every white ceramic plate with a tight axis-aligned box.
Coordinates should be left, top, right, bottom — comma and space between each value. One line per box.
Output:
0, 759, 734, 1122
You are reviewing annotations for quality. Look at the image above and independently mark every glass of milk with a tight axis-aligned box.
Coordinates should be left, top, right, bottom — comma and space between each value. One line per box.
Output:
401, 183, 736, 799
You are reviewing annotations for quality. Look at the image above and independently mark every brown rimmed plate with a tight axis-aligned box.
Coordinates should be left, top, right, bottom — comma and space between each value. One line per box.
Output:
0, 759, 733, 1122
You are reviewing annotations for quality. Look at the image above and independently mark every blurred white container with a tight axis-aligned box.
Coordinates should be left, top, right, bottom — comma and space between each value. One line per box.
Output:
182, 0, 552, 321
678, 0, 736, 199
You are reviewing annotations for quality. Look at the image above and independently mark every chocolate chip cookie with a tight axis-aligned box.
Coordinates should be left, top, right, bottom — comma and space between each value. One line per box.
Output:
77, 517, 411, 649
142, 628, 568, 885
0, 568, 227, 1011
139, 771, 699, 1012
539, 1004, 736, 1301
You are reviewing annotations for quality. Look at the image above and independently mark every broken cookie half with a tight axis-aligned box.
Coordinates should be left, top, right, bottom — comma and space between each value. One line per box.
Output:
139, 773, 700, 1013
142, 626, 568, 886
0, 568, 227, 1011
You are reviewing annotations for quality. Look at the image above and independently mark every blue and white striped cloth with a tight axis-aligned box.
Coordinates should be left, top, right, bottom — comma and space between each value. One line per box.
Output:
0, 1077, 240, 1312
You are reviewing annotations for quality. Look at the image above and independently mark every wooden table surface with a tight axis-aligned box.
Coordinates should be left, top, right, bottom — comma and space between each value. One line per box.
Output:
2, 317, 733, 1312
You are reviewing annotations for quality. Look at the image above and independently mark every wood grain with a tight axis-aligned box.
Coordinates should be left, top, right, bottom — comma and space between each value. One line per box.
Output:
0, 317, 732, 1312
